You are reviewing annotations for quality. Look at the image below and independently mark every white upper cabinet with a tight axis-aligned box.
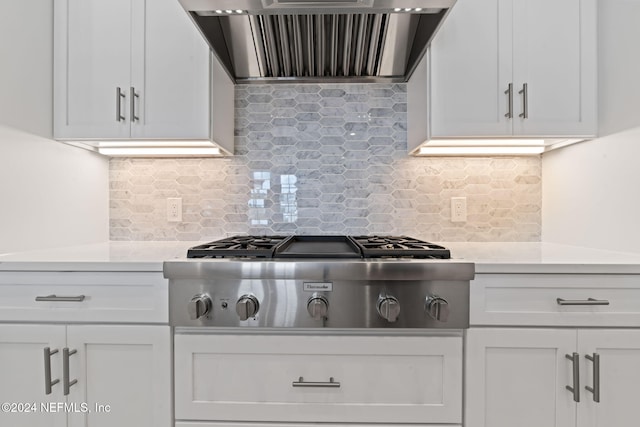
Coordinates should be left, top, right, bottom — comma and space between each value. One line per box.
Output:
53, 0, 212, 141
429, 0, 597, 139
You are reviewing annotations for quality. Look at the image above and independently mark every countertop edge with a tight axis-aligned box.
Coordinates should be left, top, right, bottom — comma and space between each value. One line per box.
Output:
474, 263, 640, 275
0, 261, 165, 272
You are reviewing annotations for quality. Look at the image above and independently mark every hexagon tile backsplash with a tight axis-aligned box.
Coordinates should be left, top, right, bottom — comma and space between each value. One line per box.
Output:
110, 83, 541, 242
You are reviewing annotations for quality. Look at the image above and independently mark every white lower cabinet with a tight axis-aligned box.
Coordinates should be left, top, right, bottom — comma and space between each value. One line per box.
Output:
0, 325, 67, 427
466, 328, 640, 427
174, 334, 463, 425
577, 330, 640, 427
0, 324, 171, 427
465, 328, 577, 427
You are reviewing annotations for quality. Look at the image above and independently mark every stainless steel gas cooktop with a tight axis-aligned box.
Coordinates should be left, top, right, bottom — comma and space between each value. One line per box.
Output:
164, 235, 474, 329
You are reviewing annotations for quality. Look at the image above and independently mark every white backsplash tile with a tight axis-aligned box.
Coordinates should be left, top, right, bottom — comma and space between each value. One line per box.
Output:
110, 83, 541, 242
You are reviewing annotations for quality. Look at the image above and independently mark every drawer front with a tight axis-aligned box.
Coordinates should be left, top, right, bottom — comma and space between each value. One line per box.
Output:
0, 271, 168, 323
176, 424, 459, 427
471, 274, 640, 326
174, 334, 463, 423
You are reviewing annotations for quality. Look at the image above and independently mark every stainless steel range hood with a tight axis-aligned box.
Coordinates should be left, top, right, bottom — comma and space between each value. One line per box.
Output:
178, 0, 456, 83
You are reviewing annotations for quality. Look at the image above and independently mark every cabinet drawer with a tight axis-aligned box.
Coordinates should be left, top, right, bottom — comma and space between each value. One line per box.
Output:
177, 424, 459, 427
0, 271, 167, 323
471, 274, 640, 326
174, 334, 462, 423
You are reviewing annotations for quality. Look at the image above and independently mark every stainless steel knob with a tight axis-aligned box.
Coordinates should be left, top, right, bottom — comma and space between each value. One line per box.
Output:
377, 295, 400, 323
188, 294, 212, 320
236, 294, 259, 321
307, 294, 329, 320
425, 296, 450, 322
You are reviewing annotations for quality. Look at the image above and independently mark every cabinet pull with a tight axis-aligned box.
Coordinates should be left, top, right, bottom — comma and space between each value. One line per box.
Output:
557, 298, 610, 306
63, 348, 77, 396
585, 353, 600, 403
504, 83, 513, 118
565, 353, 580, 402
35, 295, 86, 302
292, 376, 341, 388
43, 347, 60, 395
130, 87, 139, 122
116, 87, 126, 122
518, 83, 528, 119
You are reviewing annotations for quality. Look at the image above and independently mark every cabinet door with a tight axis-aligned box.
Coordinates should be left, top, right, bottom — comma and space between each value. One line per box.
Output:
512, 0, 597, 136
66, 325, 171, 427
54, 0, 132, 139
466, 328, 577, 427
577, 330, 640, 427
130, 0, 210, 139
430, 0, 513, 137
0, 325, 66, 427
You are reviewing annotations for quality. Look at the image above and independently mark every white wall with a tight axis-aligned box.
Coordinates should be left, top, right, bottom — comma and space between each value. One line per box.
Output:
542, 127, 640, 252
0, 0, 109, 253
542, 0, 640, 253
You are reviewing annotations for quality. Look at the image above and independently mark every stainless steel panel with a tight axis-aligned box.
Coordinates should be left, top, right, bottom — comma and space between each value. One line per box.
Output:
377, 13, 416, 76
166, 259, 473, 329
183, 0, 455, 82
165, 259, 475, 281
180, 0, 455, 13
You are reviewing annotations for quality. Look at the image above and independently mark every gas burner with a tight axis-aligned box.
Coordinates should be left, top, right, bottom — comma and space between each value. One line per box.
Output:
187, 235, 290, 258
349, 235, 451, 259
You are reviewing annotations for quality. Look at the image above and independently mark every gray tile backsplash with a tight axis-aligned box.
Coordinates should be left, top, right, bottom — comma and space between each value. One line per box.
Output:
110, 83, 541, 242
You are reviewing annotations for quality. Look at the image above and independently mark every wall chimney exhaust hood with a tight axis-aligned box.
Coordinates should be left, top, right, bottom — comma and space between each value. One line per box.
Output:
178, 0, 456, 83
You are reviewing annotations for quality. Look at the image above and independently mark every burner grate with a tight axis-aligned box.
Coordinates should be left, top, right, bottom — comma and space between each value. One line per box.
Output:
187, 235, 451, 259
187, 235, 290, 258
349, 236, 451, 259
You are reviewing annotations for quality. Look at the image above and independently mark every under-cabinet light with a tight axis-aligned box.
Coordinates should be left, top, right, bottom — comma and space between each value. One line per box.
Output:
417, 146, 545, 156
96, 141, 215, 148
97, 147, 222, 157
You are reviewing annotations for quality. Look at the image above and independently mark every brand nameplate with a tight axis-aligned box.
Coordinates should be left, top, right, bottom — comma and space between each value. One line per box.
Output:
303, 282, 333, 292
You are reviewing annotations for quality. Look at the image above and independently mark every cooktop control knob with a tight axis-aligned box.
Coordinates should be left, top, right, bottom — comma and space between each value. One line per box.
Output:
377, 295, 400, 323
425, 296, 450, 322
188, 294, 212, 320
307, 293, 329, 320
236, 294, 259, 321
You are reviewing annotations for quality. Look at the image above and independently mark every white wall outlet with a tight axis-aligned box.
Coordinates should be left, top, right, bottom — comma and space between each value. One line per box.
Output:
167, 198, 182, 222
451, 197, 467, 223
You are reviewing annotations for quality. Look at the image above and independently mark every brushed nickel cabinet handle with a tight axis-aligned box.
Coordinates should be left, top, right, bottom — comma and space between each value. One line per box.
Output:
504, 83, 513, 118
566, 352, 580, 402
519, 83, 528, 119
36, 295, 86, 302
292, 376, 341, 388
557, 298, 610, 306
43, 347, 60, 395
116, 87, 126, 122
130, 87, 139, 122
63, 348, 77, 396
585, 353, 600, 403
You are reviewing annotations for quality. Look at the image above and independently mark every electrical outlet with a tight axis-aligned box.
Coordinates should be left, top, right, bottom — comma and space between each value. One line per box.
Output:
451, 197, 467, 223
167, 198, 182, 222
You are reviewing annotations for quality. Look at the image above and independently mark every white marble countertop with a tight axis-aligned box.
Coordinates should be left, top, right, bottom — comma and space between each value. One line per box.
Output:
443, 242, 640, 274
1, 240, 640, 274
0, 241, 198, 272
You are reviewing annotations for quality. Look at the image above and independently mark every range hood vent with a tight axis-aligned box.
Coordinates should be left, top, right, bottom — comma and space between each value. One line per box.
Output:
179, 0, 456, 83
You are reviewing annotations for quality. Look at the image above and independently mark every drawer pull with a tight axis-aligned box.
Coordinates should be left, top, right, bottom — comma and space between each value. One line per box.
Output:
43, 347, 60, 395
292, 376, 341, 388
63, 348, 77, 396
556, 298, 609, 306
565, 353, 580, 402
36, 295, 86, 302
585, 353, 601, 403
